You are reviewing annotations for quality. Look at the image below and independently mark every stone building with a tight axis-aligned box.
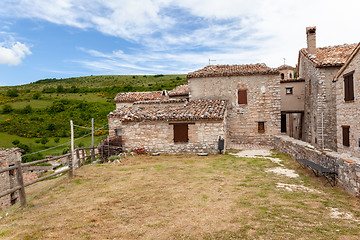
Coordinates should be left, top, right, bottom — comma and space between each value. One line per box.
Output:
298, 26, 357, 150
187, 64, 281, 145
334, 42, 360, 157
0, 148, 21, 210
108, 99, 227, 154
279, 65, 305, 139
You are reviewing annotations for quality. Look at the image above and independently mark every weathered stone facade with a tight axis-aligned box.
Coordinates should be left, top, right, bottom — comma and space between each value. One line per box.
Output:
335, 43, 360, 158
188, 73, 281, 145
274, 135, 360, 196
0, 148, 21, 211
298, 55, 339, 150
118, 121, 226, 154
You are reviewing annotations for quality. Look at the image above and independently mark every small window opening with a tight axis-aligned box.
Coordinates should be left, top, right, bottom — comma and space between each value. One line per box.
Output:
238, 89, 247, 104
174, 124, 188, 142
342, 126, 350, 147
344, 72, 354, 101
289, 73, 292, 78
162, 90, 168, 96
281, 73, 285, 79
115, 129, 122, 137
258, 122, 265, 133
286, 87, 293, 94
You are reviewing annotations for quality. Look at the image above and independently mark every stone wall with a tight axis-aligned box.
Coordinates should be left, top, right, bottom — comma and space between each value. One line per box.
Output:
0, 148, 21, 211
299, 55, 339, 150
274, 135, 360, 196
121, 120, 226, 154
336, 50, 360, 157
189, 74, 280, 145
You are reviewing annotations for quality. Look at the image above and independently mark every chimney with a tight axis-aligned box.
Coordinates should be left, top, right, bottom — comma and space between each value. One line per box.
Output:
306, 26, 316, 55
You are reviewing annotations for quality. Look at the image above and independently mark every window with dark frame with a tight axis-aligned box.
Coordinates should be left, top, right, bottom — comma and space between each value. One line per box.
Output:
342, 126, 350, 147
173, 123, 188, 142
344, 72, 354, 101
258, 122, 265, 133
238, 89, 247, 104
286, 87, 293, 94
281, 73, 284, 79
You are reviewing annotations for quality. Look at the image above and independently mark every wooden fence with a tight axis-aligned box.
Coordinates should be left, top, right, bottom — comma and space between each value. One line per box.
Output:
0, 147, 98, 208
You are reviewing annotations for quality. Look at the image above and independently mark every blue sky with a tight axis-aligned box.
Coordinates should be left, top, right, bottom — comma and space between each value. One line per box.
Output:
1, 0, 360, 86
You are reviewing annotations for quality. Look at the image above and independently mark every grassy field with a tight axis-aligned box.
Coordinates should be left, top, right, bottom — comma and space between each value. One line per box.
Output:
1, 151, 359, 239
0, 132, 106, 156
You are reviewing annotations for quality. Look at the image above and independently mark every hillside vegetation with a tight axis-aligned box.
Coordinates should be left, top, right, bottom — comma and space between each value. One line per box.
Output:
0, 74, 186, 161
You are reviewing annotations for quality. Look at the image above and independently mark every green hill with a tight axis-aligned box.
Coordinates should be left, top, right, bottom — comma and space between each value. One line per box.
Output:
0, 74, 187, 161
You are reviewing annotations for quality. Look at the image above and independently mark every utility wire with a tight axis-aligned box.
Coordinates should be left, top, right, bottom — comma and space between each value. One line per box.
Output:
22, 124, 108, 157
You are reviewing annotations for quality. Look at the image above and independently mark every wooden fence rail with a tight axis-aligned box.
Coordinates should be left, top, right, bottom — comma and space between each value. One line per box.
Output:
0, 147, 98, 208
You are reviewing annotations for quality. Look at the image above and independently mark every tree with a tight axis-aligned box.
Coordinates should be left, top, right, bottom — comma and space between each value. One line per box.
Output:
1, 104, 14, 114
12, 140, 20, 145
47, 123, 56, 131
21, 105, 33, 114
54, 137, 60, 143
6, 89, 19, 98
56, 85, 64, 93
32, 92, 41, 99
40, 137, 49, 146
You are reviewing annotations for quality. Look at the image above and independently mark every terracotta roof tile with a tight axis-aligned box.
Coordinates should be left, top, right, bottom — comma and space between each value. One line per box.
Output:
114, 91, 162, 103
108, 99, 227, 122
280, 78, 305, 83
187, 63, 279, 79
301, 43, 357, 67
168, 83, 189, 96
133, 99, 187, 105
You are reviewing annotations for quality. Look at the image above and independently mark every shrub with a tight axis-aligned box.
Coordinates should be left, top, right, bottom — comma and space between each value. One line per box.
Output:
21, 105, 33, 114
108, 155, 119, 162
7, 89, 19, 98
32, 92, 41, 99
54, 137, 60, 143
12, 140, 20, 145
1, 104, 14, 114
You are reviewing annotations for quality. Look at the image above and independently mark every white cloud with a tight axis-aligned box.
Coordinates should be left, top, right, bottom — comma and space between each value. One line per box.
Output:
1, 0, 360, 72
0, 40, 31, 65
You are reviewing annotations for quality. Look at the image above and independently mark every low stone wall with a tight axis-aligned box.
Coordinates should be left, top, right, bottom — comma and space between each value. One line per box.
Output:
274, 135, 360, 196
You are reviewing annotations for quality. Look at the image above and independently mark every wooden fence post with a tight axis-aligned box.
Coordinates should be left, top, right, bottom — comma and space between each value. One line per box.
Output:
67, 155, 73, 178
15, 160, 27, 208
91, 147, 95, 161
81, 149, 85, 166
76, 148, 80, 166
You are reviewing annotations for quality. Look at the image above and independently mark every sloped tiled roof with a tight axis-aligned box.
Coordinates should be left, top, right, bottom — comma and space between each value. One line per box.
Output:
133, 99, 187, 105
280, 78, 305, 83
187, 63, 279, 79
334, 42, 360, 81
114, 91, 162, 103
277, 65, 296, 71
301, 43, 357, 67
108, 99, 227, 122
168, 83, 189, 96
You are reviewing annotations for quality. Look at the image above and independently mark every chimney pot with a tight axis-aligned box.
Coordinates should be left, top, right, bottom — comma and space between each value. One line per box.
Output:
306, 26, 316, 55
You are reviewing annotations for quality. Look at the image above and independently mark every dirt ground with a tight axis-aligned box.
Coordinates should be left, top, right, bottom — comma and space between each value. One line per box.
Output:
1, 151, 360, 239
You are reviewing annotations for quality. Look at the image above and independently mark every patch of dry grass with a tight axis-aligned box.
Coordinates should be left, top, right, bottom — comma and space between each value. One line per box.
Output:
1, 153, 360, 239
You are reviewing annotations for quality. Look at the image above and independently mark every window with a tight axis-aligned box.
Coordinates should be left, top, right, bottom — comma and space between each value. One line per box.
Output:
344, 72, 354, 101
342, 126, 350, 147
258, 122, 265, 133
173, 124, 188, 142
115, 128, 122, 137
281, 73, 285, 79
289, 73, 292, 78
238, 89, 247, 104
286, 87, 293, 94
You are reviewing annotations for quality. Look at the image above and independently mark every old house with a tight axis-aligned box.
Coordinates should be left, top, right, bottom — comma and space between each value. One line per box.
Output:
279, 65, 305, 139
334, 42, 360, 158
108, 99, 227, 154
298, 26, 357, 150
187, 64, 281, 146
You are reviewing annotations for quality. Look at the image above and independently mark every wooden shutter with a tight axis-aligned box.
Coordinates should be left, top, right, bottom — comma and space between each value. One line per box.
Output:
342, 126, 350, 147
344, 74, 354, 101
238, 89, 247, 104
174, 124, 188, 142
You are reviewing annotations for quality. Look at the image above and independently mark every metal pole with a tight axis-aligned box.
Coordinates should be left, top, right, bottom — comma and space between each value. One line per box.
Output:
321, 112, 324, 149
91, 118, 94, 149
70, 120, 75, 175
